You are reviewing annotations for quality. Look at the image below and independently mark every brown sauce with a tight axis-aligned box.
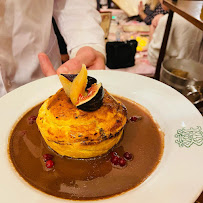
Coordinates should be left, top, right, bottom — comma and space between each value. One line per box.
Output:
9, 96, 164, 200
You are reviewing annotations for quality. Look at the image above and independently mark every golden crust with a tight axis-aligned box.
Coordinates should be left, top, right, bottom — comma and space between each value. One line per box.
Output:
36, 88, 127, 158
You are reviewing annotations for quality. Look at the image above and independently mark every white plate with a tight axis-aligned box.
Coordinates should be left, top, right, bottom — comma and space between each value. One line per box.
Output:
0, 70, 203, 203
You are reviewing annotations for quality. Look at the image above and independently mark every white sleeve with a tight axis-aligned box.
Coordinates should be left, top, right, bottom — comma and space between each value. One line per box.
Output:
148, 13, 203, 66
147, 15, 168, 67
53, 0, 105, 59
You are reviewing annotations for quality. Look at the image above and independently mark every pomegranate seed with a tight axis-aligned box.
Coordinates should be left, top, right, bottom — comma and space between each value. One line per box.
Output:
130, 116, 137, 122
123, 152, 133, 160
43, 154, 54, 162
46, 160, 54, 168
111, 155, 120, 165
110, 151, 117, 157
129, 116, 141, 122
28, 116, 37, 124
119, 157, 126, 167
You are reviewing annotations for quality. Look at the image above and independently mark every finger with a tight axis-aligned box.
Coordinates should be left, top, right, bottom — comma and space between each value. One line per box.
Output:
38, 53, 56, 76
75, 47, 96, 67
87, 52, 105, 70
88, 60, 105, 70
57, 46, 105, 74
57, 47, 96, 75
56, 58, 82, 75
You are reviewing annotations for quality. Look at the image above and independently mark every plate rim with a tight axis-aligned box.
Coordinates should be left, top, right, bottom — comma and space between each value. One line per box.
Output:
0, 70, 202, 203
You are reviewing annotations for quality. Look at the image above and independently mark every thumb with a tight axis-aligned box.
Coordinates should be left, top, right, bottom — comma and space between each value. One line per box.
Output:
38, 53, 56, 76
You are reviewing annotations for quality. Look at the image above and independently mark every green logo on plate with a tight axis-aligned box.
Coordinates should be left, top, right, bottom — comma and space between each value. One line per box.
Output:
175, 126, 203, 147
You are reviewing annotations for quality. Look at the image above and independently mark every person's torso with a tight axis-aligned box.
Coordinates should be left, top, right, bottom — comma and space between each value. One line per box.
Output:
0, 0, 61, 96
166, 13, 203, 63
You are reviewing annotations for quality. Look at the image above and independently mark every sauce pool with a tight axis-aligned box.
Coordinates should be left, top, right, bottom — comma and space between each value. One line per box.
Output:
9, 96, 164, 200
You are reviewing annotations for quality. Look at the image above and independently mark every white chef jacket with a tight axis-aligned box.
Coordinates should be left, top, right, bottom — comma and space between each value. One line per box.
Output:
0, 0, 105, 97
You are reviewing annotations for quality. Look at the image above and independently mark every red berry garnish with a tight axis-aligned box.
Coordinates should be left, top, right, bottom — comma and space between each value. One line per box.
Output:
46, 160, 54, 168
110, 151, 117, 157
119, 157, 126, 167
28, 115, 37, 124
130, 116, 137, 122
111, 155, 120, 165
129, 116, 142, 122
123, 152, 133, 160
43, 154, 54, 162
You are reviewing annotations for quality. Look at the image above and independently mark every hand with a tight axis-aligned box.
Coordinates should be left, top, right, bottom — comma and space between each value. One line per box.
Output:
151, 14, 164, 28
138, 1, 147, 20
38, 46, 105, 76
149, 24, 156, 42
149, 14, 164, 42
138, 1, 144, 15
